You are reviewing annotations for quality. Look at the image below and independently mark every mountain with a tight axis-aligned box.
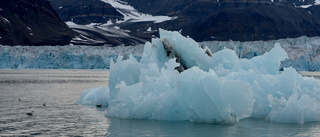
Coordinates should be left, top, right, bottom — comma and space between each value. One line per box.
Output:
121, 0, 320, 41
50, 0, 320, 45
0, 0, 75, 46
50, 0, 123, 25
50, 0, 174, 46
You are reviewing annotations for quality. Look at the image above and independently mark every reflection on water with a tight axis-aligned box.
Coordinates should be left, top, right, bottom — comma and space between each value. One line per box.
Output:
107, 117, 320, 137
1, 69, 320, 136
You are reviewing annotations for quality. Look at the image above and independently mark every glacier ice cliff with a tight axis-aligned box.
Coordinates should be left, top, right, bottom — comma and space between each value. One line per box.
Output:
1, 36, 320, 71
200, 36, 320, 71
77, 29, 320, 124
0, 45, 143, 69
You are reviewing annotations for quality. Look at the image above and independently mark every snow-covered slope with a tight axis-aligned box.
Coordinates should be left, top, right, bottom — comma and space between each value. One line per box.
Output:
99, 0, 175, 23
66, 21, 147, 46
64, 0, 177, 46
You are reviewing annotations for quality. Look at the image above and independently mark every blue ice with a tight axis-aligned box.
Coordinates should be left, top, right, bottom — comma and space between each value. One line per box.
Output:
77, 29, 320, 124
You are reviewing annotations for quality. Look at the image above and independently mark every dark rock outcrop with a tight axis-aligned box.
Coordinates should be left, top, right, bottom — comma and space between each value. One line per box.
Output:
50, 0, 123, 25
0, 0, 75, 46
181, 5, 320, 41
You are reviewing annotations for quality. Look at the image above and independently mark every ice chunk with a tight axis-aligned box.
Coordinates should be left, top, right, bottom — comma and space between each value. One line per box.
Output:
76, 87, 110, 107
159, 29, 213, 71
77, 29, 320, 124
106, 63, 254, 123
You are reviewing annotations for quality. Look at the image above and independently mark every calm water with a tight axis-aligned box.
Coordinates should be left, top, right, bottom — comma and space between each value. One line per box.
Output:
1, 69, 320, 136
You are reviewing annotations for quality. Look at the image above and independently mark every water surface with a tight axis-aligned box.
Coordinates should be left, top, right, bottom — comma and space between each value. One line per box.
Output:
0, 69, 109, 136
1, 69, 320, 136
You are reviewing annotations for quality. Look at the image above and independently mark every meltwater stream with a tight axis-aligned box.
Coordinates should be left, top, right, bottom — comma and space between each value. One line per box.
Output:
1, 69, 320, 136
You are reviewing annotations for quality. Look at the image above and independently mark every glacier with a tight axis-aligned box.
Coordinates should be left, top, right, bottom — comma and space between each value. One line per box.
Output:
200, 36, 320, 71
0, 45, 143, 69
77, 29, 320, 124
1, 36, 320, 71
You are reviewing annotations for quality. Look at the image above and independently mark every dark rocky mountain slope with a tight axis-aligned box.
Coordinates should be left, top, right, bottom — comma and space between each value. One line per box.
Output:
50, 0, 123, 25
124, 0, 320, 41
51, 0, 320, 45
0, 0, 75, 46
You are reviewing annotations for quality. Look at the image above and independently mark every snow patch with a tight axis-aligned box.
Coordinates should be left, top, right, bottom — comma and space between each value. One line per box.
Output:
66, 21, 77, 26
27, 27, 32, 31
100, 0, 176, 23
298, 4, 312, 8
3, 18, 9, 23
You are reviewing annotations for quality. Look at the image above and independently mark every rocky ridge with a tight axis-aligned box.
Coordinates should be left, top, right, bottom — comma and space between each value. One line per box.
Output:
0, 0, 75, 46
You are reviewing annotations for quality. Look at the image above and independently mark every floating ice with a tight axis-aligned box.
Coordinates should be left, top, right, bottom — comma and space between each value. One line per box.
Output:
76, 87, 110, 107
77, 29, 320, 124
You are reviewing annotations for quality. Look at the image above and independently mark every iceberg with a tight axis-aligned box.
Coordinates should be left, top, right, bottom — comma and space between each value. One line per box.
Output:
77, 29, 320, 123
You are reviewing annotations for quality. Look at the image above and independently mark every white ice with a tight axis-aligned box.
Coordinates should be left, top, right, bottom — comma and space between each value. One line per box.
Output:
200, 36, 320, 71
76, 87, 110, 107
77, 29, 320, 123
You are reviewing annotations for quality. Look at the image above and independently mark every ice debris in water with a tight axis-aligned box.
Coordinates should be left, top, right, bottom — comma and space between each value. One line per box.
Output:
76, 87, 109, 107
77, 29, 320, 124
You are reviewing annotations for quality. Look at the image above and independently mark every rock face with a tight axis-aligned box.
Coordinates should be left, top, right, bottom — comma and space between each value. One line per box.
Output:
50, 0, 320, 44
50, 0, 123, 25
123, 0, 320, 42
0, 0, 74, 46
51, 0, 148, 46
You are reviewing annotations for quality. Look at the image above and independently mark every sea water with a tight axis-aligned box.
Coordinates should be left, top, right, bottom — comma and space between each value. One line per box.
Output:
1, 69, 320, 136
0, 69, 109, 136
